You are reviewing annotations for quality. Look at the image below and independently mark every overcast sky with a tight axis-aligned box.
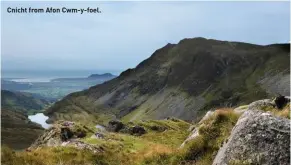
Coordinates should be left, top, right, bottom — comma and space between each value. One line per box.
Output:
1, 1, 290, 73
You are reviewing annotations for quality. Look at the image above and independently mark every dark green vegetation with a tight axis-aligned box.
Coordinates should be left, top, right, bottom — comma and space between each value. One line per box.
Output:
45, 38, 290, 124
1, 90, 50, 149
1, 90, 53, 115
1, 109, 44, 150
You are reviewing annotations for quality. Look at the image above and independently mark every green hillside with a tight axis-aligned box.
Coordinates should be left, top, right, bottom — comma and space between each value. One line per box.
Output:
44, 38, 290, 125
1, 109, 44, 150
1, 90, 53, 115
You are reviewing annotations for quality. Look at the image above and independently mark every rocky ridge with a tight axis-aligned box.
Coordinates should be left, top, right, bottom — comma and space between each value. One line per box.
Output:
45, 38, 290, 124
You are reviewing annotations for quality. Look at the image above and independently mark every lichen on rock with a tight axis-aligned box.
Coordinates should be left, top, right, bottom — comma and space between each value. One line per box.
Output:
212, 110, 290, 165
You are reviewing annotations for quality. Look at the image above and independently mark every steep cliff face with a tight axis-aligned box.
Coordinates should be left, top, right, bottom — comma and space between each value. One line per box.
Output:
45, 38, 290, 124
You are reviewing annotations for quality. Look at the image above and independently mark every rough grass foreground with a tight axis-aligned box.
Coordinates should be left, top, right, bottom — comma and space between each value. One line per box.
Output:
1, 118, 190, 165
142, 108, 240, 165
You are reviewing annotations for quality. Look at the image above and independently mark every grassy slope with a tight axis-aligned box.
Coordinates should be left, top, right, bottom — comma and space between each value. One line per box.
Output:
1, 90, 51, 149
2, 103, 289, 165
45, 39, 290, 125
2, 119, 190, 165
142, 109, 240, 165
1, 109, 44, 150
1, 90, 53, 115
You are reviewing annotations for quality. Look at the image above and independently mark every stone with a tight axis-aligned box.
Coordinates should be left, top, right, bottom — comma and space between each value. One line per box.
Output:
198, 111, 214, 124
212, 110, 290, 165
60, 127, 74, 141
61, 140, 103, 153
91, 132, 105, 139
150, 125, 167, 132
179, 110, 213, 148
179, 128, 199, 148
247, 99, 275, 110
130, 125, 146, 135
107, 120, 124, 132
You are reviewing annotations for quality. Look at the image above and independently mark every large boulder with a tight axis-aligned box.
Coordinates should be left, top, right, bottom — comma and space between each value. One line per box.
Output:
107, 120, 124, 132
247, 99, 274, 110
212, 110, 290, 165
130, 125, 146, 135
107, 120, 146, 136
30, 121, 94, 149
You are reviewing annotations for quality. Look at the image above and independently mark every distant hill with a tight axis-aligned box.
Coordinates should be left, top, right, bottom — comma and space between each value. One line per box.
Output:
45, 38, 290, 125
50, 73, 116, 82
1, 79, 32, 91
88, 73, 116, 79
1, 90, 54, 115
1, 109, 44, 150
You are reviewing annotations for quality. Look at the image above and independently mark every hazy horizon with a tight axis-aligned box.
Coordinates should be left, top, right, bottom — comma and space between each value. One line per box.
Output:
2, 1, 290, 72
1, 69, 122, 78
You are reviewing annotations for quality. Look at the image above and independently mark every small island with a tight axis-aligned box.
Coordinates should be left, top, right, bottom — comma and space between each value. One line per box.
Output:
88, 73, 115, 79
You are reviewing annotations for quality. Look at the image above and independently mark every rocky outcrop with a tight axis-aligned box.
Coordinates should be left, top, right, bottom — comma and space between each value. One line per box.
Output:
212, 110, 290, 165
129, 125, 146, 135
180, 128, 199, 148
60, 140, 103, 153
107, 120, 147, 136
30, 121, 100, 153
107, 120, 125, 132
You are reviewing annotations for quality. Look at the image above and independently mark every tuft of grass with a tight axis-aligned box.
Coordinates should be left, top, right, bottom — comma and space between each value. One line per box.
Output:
142, 108, 240, 165
260, 103, 290, 119
82, 118, 190, 164
237, 105, 249, 110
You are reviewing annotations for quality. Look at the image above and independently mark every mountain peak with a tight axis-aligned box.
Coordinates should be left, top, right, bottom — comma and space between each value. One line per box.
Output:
45, 38, 290, 125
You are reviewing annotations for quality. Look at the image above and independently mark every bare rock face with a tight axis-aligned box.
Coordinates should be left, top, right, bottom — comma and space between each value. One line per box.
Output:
212, 110, 290, 165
